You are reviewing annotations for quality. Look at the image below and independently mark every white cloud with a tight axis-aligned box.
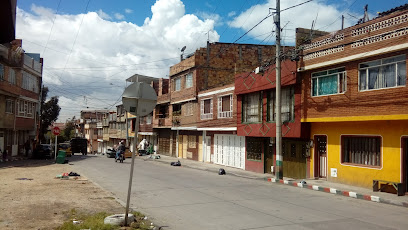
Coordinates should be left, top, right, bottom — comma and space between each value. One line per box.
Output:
228, 11, 236, 17
125, 8, 133, 14
114, 13, 125, 20
96, 9, 111, 20
229, 0, 361, 45
196, 12, 222, 26
16, 0, 220, 122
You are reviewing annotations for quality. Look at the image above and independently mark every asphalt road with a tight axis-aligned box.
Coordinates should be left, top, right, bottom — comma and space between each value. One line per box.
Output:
71, 155, 408, 230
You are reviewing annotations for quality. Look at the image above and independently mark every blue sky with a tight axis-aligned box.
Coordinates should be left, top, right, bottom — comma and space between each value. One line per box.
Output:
14, 0, 408, 121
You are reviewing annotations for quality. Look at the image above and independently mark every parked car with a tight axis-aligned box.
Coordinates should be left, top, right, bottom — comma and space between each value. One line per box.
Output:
33, 144, 53, 159
106, 149, 116, 158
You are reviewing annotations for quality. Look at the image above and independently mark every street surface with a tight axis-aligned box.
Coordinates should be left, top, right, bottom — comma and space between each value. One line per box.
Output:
71, 155, 408, 230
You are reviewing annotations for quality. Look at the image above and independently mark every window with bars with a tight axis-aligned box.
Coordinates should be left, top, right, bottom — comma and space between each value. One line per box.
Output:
359, 55, 406, 91
185, 73, 193, 88
246, 137, 262, 161
8, 68, 16, 85
218, 94, 232, 118
267, 87, 294, 122
341, 136, 381, 167
312, 67, 346, 96
200, 99, 213, 119
6, 99, 14, 114
242, 92, 262, 123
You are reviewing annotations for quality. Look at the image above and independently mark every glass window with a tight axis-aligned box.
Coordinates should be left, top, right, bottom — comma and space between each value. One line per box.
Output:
311, 67, 346, 96
242, 92, 261, 123
8, 68, 16, 85
175, 77, 181, 91
185, 73, 193, 88
341, 136, 381, 167
267, 87, 294, 122
218, 94, 232, 118
146, 114, 152, 124
200, 99, 213, 120
359, 55, 406, 91
5, 99, 14, 114
0, 64, 4, 80
246, 137, 262, 161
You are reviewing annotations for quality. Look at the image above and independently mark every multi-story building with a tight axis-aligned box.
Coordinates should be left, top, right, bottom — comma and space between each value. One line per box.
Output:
169, 42, 277, 163
0, 39, 42, 159
234, 59, 310, 177
80, 110, 108, 154
153, 78, 174, 156
298, 4, 408, 190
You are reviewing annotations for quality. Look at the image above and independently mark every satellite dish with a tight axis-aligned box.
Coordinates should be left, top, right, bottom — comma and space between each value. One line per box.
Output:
181, 46, 186, 52
122, 82, 157, 117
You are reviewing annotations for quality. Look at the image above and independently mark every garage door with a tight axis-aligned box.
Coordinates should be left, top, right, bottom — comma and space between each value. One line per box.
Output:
214, 134, 245, 169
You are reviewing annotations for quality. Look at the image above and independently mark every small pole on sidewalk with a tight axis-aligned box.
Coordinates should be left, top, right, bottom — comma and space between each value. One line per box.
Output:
54, 135, 57, 161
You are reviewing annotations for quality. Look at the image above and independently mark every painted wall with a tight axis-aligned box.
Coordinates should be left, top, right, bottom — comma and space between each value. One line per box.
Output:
309, 120, 408, 188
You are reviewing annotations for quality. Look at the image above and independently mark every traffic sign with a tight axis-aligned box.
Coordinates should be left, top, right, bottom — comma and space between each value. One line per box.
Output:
52, 126, 60, 136
122, 82, 157, 116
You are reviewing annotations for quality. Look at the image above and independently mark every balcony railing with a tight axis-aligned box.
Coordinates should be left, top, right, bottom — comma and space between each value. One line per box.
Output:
24, 54, 42, 73
218, 111, 232, 118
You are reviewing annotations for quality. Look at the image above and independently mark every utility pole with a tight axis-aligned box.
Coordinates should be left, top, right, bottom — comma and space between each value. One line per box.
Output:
274, 0, 283, 180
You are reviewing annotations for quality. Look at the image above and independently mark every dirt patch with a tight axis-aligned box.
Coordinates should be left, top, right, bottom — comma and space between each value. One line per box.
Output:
0, 160, 124, 229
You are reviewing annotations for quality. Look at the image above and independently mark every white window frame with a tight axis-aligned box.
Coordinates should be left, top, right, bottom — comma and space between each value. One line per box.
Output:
359, 54, 406, 91
311, 67, 347, 97
200, 99, 213, 120
17, 100, 25, 117
174, 77, 181, 91
185, 73, 193, 88
218, 94, 233, 118
27, 102, 33, 117
242, 92, 262, 123
8, 68, 16, 85
5, 99, 14, 114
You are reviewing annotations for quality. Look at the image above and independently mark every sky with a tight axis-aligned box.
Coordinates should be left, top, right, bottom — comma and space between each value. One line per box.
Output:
15, 0, 407, 122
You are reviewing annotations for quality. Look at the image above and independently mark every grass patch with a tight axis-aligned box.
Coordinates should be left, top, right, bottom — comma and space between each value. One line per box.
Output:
56, 209, 153, 230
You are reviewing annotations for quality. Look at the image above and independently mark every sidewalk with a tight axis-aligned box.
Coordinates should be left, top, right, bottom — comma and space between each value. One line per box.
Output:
143, 154, 408, 208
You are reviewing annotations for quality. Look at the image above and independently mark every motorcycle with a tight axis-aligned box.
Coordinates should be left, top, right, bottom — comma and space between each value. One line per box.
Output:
115, 151, 125, 163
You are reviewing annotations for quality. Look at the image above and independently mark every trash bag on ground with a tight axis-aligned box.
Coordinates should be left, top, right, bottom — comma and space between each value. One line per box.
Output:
170, 160, 181, 166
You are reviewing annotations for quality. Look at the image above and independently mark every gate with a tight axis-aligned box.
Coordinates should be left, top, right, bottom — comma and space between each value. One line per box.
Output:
314, 135, 327, 178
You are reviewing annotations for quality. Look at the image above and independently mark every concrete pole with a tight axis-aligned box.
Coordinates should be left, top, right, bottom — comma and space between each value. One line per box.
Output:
274, 0, 283, 180
125, 77, 140, 226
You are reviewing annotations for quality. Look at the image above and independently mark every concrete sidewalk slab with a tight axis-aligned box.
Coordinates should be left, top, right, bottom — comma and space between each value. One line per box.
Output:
142, 154, 408, 208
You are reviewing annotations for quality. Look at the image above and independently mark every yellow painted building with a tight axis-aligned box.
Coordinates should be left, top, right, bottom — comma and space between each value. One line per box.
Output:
308, 120, 408, 188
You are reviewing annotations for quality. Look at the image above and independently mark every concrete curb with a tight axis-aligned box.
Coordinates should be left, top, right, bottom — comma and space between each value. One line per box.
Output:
266, 178, 408, 208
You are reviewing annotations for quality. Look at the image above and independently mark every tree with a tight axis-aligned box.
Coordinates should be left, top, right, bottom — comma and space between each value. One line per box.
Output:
39, 87, 61, 143
62, 116, 76, 142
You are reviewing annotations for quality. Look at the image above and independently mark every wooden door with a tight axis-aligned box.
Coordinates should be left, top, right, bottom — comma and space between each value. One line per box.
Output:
264, 141, 274, 174
314, 135, 327, 178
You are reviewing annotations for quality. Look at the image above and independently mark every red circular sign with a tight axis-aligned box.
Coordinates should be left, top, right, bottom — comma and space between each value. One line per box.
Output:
52, 127, 61, 136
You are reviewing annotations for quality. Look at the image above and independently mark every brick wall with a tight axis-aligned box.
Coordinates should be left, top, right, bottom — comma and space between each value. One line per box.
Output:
301, 50, 408, 119
300, 9, 408, 68
196, 84, 236, 128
